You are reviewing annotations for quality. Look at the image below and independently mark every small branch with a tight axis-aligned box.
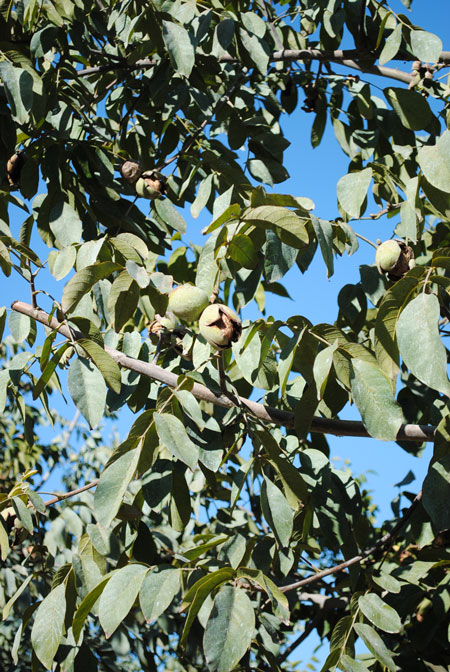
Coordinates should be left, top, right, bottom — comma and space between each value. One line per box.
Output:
11, 301, 436, 444
354, 232, 378, 249
277, 612, 323, 664
43, 479, 99, 506
279, 490, 422, 593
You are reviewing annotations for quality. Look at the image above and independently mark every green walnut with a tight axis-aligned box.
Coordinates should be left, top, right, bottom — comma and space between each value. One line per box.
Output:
199, 304, 242, 349
376, 239, 415, 281
135, 175, 164, 199
168, 285, 209, 322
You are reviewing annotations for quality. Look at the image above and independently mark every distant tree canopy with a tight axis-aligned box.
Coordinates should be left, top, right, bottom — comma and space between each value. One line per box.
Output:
1, 1, 450, 670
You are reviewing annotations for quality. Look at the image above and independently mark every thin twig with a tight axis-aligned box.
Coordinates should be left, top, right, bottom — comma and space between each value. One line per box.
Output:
277, 612, 323, 664
279, 490, 422, 593
11, 301, 437, 444
43, 479, 99, 506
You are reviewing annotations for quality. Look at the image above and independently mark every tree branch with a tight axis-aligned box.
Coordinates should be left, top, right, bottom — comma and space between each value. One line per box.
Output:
11, 301, 436, 444
279, 490, 423, 593
43, 479, 98, 506
74, 48, 450, 80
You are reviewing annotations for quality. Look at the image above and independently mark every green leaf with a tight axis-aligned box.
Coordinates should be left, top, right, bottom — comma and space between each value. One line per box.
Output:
0, 517, 10, 561
68, 357, 107, 429
49, 201, 82, 247
422, 455, 450, 531
379, 24, 402, 65
33, 342, 70, 399
236, 567, 290, 623
72, 575, 111, 642
203, 586, 255, 672
244, 205, 309, 248
62, 262, 121, 314
0, 369, 9, 414
260, 476, 293, 547
191, 174, 214, 219
0, 239, 11, 276
180, 568, 236, 647
94, 446, 140, 527
154, 413, 199, 470
139, 565, 181, 623
337, 168, 372, 218
228, 234, 258, 269
107, 270, 140, 332
239, 27, 270, 74
311, 216, 334, 277
410, 29, 443, 63
397, 293, 450, 396
78, 339, 121, 394
313, 341, 338, 399
0, 62, 33, 124
2, 574, 33, 620
372, 573, 402, 594
358, 593, 402, 633
31, 583, 66, 669
162, 20, 195, 77
353, 623, 396, 672
154, 198, 186, 234
48, 245, 77, 280
350, 359, 404, 441
418, 130, 450, 194
385, 87, 432, 131
8, 311, 31, 343
340, 654, 370, 672
99, 564, 148, 638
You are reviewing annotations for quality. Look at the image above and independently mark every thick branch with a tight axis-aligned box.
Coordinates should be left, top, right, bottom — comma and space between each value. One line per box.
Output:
280, 490, 422, 593
11, 301, 436, 443
75, 48, 450, 80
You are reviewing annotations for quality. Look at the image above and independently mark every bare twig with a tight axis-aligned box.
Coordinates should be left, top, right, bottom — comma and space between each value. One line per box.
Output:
277, 612, 323, 664
279, 490, 422, 593
43, 479, 99, 506
11, 301, 437, 444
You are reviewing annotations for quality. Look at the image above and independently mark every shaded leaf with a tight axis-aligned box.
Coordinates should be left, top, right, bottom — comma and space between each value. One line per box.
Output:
353, 623, 396, 672
68, 357, 107, 429
417, 130, 450, 193
99, 564, 148, 638
139, 566, 181, 623
337, 168, 372, 218
350, 359, 404, 440
162, 20, 195, 77
62, 262, 121, 314
422, 455, 450, 532
203, 586, 255, 672
31, 583, 66, 669
397, 293, 450, 396
94, 446, 140, 527
154, 413, 199, 470
358, 593, 402, 633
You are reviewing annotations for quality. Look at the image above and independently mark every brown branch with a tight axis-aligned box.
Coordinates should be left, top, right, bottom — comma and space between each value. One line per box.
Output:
279, 490, 423, 593
43, 479, 98, 506
73, 48, 450, 80
11, 301, 436, 444
277, 611, 323, 664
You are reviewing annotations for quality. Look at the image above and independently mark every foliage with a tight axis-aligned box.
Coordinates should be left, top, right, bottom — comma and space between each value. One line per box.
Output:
1, 0, 450, 670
